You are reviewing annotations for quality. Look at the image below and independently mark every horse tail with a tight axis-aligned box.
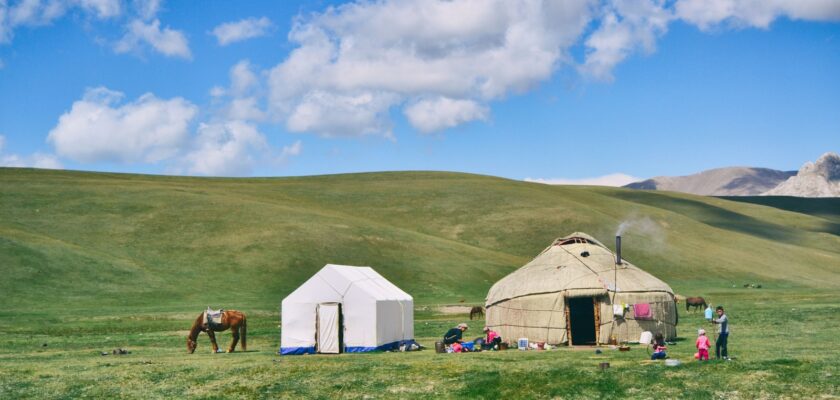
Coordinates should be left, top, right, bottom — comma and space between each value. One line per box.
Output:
240, 314, 247, 351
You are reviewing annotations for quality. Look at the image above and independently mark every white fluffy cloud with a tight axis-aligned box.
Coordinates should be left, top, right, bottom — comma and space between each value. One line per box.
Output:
133, 0, 161, 21
230, 60, 258, 96
580, 0, 672, 81
47, 87, 197, 163
262, 0, 840, 136
183, 121, 268, 176
404, 97, 488, 133
1, 0, 121, 43
280, 140, 301, 159
0, 152, 63, 169
579, 0, 840, 80
180, 122, 300, 177
176, 60, 297, 176
286, 91, 399, 138
115, 18, 191, 59
268, 0, 593, 136
525, 173, 640, 187
675, 0, 840, 30
0, 135, 63, 169
210, 60, 266, 122
8, 0, 120, 25
211, 16, 273, 46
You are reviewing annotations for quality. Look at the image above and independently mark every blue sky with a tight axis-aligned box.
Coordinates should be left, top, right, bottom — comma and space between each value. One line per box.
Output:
1, 0, 838, 184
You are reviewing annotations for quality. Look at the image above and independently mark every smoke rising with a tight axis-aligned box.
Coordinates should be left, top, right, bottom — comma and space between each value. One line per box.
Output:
615, 216, 667, 252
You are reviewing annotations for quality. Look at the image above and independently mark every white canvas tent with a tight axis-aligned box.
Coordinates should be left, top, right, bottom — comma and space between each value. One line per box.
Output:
280, 264, 415, 355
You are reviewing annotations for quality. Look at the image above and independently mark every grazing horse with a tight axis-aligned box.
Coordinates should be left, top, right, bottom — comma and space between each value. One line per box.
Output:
469, 306, 484, 320
187, 310, 247, 354
684, 297, 707, 312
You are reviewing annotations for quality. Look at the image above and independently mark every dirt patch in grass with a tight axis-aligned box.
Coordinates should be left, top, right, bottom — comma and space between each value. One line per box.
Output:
436, 305, 472, 314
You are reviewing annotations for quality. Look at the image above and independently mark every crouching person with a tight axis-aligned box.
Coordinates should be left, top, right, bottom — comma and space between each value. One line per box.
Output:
443, 323, 469, 352
481, 326, 502, 350
650, 332, 668, 360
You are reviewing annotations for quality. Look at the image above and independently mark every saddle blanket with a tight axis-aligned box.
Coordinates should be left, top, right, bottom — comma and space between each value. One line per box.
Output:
204, 307, 224, 326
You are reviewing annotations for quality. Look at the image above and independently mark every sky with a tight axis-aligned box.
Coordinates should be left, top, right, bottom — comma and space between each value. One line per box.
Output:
1, 0, 839, 185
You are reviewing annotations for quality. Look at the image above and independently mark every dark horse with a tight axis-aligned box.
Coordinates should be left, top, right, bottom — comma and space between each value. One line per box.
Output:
187, 310, 247, 354
469, 306, 484, 320
685, 297, 707, 312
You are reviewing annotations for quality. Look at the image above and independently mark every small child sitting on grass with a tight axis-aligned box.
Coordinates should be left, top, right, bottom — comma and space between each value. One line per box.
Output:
696, 328, 711, 361
650, 332, 667, 360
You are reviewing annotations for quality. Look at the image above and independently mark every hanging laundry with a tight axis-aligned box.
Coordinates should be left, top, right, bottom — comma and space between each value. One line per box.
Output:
613, 304, 624, 317
634, 303, 653, 319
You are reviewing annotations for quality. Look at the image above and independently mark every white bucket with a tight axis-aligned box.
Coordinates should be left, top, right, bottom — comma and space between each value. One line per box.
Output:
517, 338, 529, 350
639, 331, 653, 345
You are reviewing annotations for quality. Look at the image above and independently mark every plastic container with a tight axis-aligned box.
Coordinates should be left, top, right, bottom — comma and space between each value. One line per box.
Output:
434, 341, 445, 353
639, 331, 653, 345
517, 338, 529, 350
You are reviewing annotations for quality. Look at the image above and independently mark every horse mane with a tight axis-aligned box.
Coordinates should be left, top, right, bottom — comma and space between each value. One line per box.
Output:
187, 313, 204, 343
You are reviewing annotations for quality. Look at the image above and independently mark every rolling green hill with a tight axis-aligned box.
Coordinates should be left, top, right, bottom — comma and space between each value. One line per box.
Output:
3, 167, 840, 399
2, 168, 839, 312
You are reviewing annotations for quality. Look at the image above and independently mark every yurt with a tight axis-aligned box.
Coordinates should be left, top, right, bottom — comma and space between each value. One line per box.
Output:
280, 264, 415, 355
485, 233, 677, 345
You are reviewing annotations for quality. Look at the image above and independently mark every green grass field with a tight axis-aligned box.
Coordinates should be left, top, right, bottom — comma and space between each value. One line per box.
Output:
1, 168, 839, 399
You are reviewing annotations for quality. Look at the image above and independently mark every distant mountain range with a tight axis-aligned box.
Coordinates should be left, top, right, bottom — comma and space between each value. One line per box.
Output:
625, 152, 840, 197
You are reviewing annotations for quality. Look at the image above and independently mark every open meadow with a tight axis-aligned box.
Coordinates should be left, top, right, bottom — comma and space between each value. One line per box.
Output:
1, 168, 840, 399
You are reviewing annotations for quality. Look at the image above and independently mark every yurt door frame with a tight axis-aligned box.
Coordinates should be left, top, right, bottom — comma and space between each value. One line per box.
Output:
316, 302, 343, 354
565, 297, 600, 345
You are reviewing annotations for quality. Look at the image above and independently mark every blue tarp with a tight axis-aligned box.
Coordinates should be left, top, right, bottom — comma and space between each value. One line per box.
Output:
279, 346, 315, 355
280, 339, 418, 355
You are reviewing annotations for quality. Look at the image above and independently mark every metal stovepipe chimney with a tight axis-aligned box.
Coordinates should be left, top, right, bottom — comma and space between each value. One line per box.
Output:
615, 235, 622, 265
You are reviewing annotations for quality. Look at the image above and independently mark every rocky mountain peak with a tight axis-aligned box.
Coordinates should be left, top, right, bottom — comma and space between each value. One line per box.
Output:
808, 152, 840, 181
762, 152, 840, 197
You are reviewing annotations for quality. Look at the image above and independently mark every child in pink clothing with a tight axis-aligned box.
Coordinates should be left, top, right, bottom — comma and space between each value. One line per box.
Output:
481, 326, 502, 350
696, 329, 711, 361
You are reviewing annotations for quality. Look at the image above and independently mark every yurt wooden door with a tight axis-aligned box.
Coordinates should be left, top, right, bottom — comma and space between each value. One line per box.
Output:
316, 303, 342, 353
567, 297, 597, 345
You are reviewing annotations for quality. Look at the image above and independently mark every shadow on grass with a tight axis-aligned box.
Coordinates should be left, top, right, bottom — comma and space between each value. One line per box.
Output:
610, 191, 808, 242
723, 196, 840, 234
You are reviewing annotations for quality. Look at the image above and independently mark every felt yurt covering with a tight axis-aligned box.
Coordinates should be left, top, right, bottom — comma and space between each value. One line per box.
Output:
280, 264, 415, 355
485, 233, 677, 345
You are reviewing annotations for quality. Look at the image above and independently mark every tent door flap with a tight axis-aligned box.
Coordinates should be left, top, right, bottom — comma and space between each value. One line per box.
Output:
316, 303, 341, 354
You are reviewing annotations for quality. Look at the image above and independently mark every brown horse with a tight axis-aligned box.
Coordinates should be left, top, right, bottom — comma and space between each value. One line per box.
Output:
469, 306, 484, 320
685, 297, 707, 312
187, 310, 247, 354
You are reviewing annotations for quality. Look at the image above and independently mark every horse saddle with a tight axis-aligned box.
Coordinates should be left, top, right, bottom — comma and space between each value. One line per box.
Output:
204, 307, 224, 328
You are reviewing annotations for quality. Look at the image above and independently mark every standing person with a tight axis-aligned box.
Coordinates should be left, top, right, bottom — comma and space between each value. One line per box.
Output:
443, 323, 468, 352
712, 306, 730, 360
696, 329, 711, 361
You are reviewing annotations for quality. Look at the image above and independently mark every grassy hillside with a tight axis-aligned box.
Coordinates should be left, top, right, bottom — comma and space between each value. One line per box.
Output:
2, 168, 839, 312
3, 168, 840, 399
